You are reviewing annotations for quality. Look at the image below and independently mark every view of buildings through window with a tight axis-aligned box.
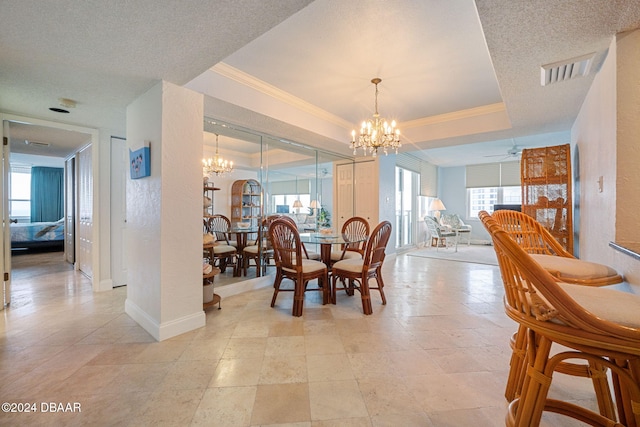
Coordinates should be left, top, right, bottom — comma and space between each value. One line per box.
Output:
468, 186, 521, 219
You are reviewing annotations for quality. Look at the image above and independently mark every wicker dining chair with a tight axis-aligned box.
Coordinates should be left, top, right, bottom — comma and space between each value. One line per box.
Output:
204, 214, 238, 274
330, 216, 369, 265
268, 218, 329, 317
330, 221, 391, 315
480, 211, 640, 427
242, 216, 278, 276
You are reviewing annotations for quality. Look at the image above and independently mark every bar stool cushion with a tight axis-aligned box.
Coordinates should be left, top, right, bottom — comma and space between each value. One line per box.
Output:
559, 283, 640, 328
531, 254, 619, 281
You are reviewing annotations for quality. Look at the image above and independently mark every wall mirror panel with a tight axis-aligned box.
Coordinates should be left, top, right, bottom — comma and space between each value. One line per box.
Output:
203, 118, 353, 287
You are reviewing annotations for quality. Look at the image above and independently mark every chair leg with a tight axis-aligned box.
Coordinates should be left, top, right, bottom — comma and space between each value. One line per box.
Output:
292, 279, 305, 317
360, 276, 373, 315
270, 273, 282, 307
375, 272, 386, 305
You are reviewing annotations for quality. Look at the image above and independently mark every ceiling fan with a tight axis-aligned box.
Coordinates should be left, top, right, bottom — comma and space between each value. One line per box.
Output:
484, 139, 523, 160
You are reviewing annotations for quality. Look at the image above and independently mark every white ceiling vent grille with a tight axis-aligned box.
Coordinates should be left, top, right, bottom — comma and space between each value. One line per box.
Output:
25, 140, 50, 148
541, 52, 595, 86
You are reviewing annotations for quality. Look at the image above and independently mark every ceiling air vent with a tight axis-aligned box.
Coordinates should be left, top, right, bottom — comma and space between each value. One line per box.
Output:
541, 52, 595, 86
25, 140, 51, 148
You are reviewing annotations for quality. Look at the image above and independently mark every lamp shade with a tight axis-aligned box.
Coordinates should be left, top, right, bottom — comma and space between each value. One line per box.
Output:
429, 198, 446, 211
293, 200, 303, 208
310, 200, 320, 209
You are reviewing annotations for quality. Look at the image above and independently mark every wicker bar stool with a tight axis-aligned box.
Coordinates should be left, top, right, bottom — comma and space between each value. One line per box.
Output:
480, 211, 640, 427
491, 209, 624, 412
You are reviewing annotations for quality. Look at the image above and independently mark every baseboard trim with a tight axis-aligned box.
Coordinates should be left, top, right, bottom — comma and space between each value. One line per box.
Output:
125, 299, 205, 341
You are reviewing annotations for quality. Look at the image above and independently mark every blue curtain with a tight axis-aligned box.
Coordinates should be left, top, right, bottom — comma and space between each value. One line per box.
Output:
30, 167, 64, 222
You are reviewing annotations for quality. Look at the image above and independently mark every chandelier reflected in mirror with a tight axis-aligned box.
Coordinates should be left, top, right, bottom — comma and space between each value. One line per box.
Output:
350, 78, 401, 156
203, 134, 233, 177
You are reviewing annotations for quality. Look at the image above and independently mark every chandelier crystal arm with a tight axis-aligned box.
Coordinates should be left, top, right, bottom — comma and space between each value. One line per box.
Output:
350, 77, 401, 157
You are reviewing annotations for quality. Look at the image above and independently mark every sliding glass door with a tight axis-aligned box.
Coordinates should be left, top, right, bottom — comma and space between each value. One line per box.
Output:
395, 166, 419, 249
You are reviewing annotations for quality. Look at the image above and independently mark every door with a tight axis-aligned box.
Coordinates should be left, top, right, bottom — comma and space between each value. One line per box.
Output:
110, 137, 127, 287
77, 144, 93, 278
1, 121, 11, 308
354, 161, 377, 224
335, 163, 354, 232
65, 156, 75, 264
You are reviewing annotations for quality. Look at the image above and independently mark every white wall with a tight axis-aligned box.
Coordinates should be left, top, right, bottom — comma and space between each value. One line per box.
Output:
125, 81, 205, 341
572, 30, 640, 288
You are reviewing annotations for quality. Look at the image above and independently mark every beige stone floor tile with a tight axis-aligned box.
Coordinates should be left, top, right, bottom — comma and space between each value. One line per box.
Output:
1, 249, 604, 427
191, 386, 257, 426
259, 355, 308, 384
358, 376, 424, 417
370, 412, 433, 427
221, 337, 267, 359
251, 383, 311, 425
304, 334, 346, 355
159, 359, 216, 390
210, 357, 263, 387
130, 388, 205, 426
307, 353, 355, 382
312, 418, 371, 427
309, 380, 369, 421
266, 335, 306, 357
102, 362, 172, 394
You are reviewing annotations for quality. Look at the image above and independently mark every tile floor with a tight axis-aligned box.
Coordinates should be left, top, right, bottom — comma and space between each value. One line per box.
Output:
0, 249, 598, 426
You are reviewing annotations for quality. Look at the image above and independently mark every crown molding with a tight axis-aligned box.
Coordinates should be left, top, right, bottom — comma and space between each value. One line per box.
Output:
401, 103, 507, 128
211, 63, 353, 129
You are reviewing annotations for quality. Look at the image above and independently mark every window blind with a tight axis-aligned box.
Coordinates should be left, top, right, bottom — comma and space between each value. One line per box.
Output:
466, 161, 520, 188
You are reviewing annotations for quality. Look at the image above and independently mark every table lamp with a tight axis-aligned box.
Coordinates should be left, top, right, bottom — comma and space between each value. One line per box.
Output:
429, 198, 446, 222
293, 199, 303, 213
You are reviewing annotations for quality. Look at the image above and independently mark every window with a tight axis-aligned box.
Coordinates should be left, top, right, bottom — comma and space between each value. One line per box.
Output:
10, 164, 31, 219
466, 162, 521, 219
271, 194, 311, 214
468, 186, 521, 219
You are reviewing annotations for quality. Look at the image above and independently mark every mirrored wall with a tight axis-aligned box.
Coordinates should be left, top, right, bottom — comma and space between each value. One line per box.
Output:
203, 118, 353, 286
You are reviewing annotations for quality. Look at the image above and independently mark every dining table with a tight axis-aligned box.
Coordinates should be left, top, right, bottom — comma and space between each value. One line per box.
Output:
299, 231, 368, 268
216, 226, 259, 276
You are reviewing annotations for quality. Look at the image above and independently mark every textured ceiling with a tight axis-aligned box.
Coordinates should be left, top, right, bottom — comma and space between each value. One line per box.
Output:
2, 0, 640, 165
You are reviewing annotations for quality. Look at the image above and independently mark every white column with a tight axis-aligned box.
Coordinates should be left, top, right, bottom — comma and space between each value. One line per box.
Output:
125, 81, 205, 341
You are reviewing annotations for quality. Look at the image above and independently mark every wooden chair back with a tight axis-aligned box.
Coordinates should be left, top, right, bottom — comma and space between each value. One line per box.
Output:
362, 220, 392, 274
491, 209, 573, 257
206, 214, 232, 244
341, 216, 369, 255
269, 218, 304, 272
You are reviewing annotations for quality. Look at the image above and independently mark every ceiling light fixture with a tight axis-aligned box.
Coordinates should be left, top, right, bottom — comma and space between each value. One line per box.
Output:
350, 78, 401, 157
58, 98, 77, 108
203, 134, 233, 177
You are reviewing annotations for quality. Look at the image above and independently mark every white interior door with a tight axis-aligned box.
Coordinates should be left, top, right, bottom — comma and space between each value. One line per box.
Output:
77, 144, 93, 278
110, 137, 127, 287
335, 163, 354, 232
65, 156, 75, 264
1, 121, 11, 308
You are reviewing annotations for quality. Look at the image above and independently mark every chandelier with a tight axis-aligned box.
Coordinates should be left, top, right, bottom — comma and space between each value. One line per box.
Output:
203, 134, 233, 176
350, 78, 401, 156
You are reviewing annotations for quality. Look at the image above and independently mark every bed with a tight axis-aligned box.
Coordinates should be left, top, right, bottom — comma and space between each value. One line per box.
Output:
11, 219, 65, 251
